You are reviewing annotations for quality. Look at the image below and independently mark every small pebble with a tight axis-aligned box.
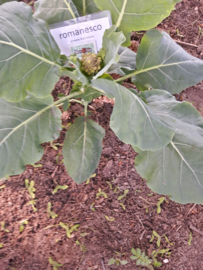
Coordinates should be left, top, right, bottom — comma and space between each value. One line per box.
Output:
164, 259, 169, 264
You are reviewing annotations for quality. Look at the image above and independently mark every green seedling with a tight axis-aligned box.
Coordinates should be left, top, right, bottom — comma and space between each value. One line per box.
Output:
1, 222, 9, 233
151, 248, 170, 267
27, 200, 38, 212
157, 197, 168, 214
19, 220, 28, 232
0, 243, 3, 248
0, 185, 5, 190
118, 189, 129, 201
52, 180, 68, 194
76, 240, 87, 253
150, 230, 161, 248
188, 232, 192, 245
59, 222, 80, 238
50, 141, 63, 150
90, 202, 96, 212
130, 248, 152, 269
86, 173, 96, 184
55, 153, 61, 164
25, 179, 36, 199
106, 181, 112, 190
30, 163, 43, 168
108, 258, 128, 266
119, 203, 126, 210
96, 188, 108, 199
76, 239, 87, 262
47, 202, 58, 219
164, 235, 173, 246
176, 28, 184, 37
135, 190, 142, 195
49, 257, 63, 270
105, 215, 115, 222
113, 186, 120, 193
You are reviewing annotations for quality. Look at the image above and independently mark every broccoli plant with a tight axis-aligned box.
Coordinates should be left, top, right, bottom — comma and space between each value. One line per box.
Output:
1, 0, 203, 204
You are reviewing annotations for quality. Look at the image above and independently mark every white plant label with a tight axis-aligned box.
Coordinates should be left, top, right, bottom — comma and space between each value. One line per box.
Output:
50, 17, 111, 57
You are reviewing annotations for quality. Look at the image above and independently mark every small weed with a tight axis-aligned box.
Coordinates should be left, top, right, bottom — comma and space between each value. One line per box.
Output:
26, 200, 38, 212
0, 185, 5, 190
135, 189, 142, 195
118, 189, 129, 201
96, 188, 108, 199
119, 203, 126, 210
90, 202, 96, 212
130, 248, 152, 269
150, 230, 161, 248
86, 173, 96, 184
49, 257, 63, 270
151, 248, 170, 268
176, 29, 184, 37
108, 258, 128, 266
55, 153, 61, 164
113, 186, 120, 193
0, 243, 3, 248
188, 232, 192, 245
105, 215, 115, 222
25, 179, 36, 199
76, 240, 87, 253
30, 163, 43, 168
47, 202, 58, 219
164, 235, 173, 246
59, 222, 80, 238
50, 141, 63, 150
52, 180, 68, 194
157, 197, 168, 214
106, 181, 113, 189
19, 220, 28, 232
1, 222, 9, 233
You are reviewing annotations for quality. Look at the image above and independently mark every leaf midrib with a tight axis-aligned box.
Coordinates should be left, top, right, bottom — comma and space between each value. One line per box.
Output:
64, 0, 76, 18
115, 60, 200, 83
0, 40, 60, 68
115, 0, 128, 28
170, 141, 203, 189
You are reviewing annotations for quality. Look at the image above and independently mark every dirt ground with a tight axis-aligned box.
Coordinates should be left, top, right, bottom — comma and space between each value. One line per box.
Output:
1, 0, 203, 269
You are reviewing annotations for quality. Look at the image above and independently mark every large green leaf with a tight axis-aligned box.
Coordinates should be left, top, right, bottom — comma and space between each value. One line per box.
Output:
0, 95, 61, 179
0, 2, 61, 102
94, 0, 181, 46
91, 79, 175, 151
132, 29, 203, 94
72, 0, 99, 15
34, 0, 79, 25
107, 46, 136, 76
0, 0, 17, 5
63, 117, 105, 183
93, 26, 126, 79
134, 90, 203, 204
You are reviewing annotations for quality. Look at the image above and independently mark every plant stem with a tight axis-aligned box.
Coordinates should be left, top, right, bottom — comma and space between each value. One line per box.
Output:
69, 99, 83, 105
84, 102, 88, 116
83, 0, 86, 15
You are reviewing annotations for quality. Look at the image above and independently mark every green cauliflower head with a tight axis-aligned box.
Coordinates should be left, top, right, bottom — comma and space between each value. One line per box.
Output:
81, 53, 102, 76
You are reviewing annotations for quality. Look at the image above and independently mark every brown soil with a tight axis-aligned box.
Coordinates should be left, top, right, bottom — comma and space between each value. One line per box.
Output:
1, 1, 203, 270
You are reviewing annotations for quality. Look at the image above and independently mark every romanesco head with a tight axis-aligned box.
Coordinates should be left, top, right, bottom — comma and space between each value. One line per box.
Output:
81, 53, 102, 76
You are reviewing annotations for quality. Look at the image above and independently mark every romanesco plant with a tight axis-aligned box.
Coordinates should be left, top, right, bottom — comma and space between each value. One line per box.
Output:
80, 53, 102, 75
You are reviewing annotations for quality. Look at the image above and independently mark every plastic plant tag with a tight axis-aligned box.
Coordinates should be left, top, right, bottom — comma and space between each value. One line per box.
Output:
49, 11, 112, 58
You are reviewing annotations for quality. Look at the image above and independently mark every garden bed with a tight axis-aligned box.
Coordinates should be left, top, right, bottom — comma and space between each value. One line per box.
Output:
0, 0, 203, 269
